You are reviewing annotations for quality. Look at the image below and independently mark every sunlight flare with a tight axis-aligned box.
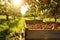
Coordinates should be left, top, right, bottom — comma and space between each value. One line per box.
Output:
12, 0, 22, 6
20, 5, 29, 15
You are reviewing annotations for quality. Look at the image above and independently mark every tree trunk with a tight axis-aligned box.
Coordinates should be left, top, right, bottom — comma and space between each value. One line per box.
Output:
6, 15, 8, 20
55, 17, 56, 22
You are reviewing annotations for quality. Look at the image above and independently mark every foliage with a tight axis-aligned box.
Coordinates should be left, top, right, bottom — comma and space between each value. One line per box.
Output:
0, 18, 22, 40
0, 0, 60, 40
24, 0, 60, 21
0, 0, 22, 40
0, 0, 22, 20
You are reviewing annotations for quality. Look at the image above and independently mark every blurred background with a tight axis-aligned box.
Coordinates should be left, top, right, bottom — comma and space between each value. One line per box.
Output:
0, 0, 60, 40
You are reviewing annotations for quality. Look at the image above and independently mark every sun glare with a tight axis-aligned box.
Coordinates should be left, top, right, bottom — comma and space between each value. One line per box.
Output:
7, 0, 29, 15
12, 0, 22, 6
20, 5, 29, 15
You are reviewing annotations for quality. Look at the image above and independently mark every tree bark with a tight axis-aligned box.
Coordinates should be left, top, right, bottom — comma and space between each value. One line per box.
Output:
55, 17, 56, 22
6, 15, 8, 20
